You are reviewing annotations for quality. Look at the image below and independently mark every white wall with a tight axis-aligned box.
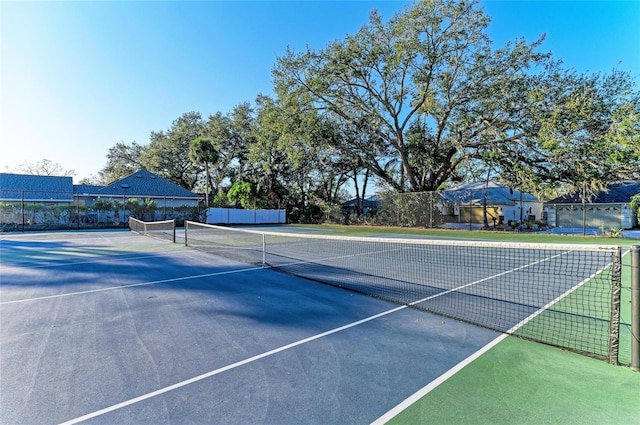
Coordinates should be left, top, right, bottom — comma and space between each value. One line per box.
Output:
502, 201, 543, 223
206, 208, 287, 224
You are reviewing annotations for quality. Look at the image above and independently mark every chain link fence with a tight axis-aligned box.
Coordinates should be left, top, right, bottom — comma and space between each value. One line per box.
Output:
0, 190, 203, 232
337, 187, 546, 230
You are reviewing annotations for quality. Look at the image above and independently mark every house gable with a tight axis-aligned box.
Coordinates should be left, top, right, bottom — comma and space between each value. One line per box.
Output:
97, 169, 200, 200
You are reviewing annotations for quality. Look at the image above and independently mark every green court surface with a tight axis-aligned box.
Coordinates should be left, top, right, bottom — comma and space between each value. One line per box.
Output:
388, 337, 639, 425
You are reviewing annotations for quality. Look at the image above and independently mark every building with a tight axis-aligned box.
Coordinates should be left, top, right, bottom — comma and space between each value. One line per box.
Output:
545, 181, 640, 230
341, 195, 380, 217
81, 168, 200, 208
1, 169, 201, 229
442, 182, 543, 226
0, 173, 74, 203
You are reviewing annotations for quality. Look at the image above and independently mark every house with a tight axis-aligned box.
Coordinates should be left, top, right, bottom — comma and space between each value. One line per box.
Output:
77, 169, 202, 223
545, 181, 640, 230
0, 173, 75, 226
341, 195, 380, 217
83, 169, 201, 206
1, 169, 202, 229
441, 182, 543, 226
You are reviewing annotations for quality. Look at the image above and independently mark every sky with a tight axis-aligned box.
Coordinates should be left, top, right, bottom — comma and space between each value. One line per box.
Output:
1, 0, 639, 183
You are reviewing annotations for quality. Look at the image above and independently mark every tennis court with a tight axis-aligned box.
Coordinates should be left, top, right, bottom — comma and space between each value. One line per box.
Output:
0, 226, 637, 424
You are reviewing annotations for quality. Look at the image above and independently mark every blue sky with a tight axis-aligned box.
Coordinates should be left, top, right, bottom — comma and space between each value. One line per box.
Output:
1, 0, 638, 182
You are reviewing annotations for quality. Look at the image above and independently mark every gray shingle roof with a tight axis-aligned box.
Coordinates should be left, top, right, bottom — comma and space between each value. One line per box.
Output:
73, 184, 105, 194
442, 181, 539, 205
547, 181, 640, 204
0, 173, 74, 201
342, 195, 380, 208
97, 169, 200, 199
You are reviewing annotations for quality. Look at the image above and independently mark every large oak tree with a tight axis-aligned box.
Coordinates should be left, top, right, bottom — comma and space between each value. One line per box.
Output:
273, 0, 551, 192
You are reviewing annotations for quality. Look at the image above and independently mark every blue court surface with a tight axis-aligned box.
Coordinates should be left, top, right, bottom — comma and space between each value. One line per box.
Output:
1, 230, 504, 424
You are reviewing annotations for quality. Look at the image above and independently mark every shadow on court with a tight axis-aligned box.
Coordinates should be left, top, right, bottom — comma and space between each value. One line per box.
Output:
1, 232, 501, 425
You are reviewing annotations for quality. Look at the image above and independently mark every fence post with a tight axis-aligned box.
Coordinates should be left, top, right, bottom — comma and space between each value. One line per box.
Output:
21, 190, 25, 232
631, 245, 640, 371
468, 189, 472, 231
76, 194, 80, 231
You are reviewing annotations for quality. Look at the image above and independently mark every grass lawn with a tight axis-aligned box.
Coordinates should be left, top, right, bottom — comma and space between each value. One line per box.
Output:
292, 223, 640, 247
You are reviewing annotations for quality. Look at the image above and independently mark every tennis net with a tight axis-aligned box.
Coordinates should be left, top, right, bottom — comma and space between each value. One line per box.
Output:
129, 217, 176, 243
184, 221, 624, 364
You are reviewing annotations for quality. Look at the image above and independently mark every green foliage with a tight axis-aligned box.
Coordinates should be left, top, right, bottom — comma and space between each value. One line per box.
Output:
189, 136, 219, 206
93, 198, 119, 212
630, 194, 640, 222
206, 103, 255, 188
127, 198, 157, 221
227, 181, 262, 209
99, 142, 146, 184
142, 111, 206, 190
274, 0, 553, 192
321, 202, 344, 224
519, 69, 640, 201
212, 189, 230, 207
289, 203, 324, 224
189, 137, 219, 166
600, 225, 623, 238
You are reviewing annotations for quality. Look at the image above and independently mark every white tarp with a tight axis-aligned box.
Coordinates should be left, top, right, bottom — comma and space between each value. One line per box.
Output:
206, 208, 286, 224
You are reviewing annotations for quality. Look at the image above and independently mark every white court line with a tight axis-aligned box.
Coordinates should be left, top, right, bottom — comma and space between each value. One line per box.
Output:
0, 250, 193, 270
56, 252, 562, 424
0, 266, 264, 305
372, 251, 619, 424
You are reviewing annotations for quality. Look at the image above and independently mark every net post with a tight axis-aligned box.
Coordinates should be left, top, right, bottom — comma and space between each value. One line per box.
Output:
184, 221, 189, 246
631, 245, 640, 371
262, 233, 266, 266
608, 247, 621, 365
172, 219, 176, 244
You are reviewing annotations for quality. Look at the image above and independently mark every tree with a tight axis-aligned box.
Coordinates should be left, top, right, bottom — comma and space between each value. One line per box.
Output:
99, 141, 146, 184
13, 159, 75, 176
493, 68, 640, 200
227, 181, 260, 209
127, 198, 157, 221
248, 94, 351, 213
189, 137, 219, 207
274, 0, 550, 192
142, 111, 206, 190
92, 198, 119, 224
248, 95, 296, 207
78, 175, 104, 186
206, 103, 255, 189
631, 194, 640, 223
